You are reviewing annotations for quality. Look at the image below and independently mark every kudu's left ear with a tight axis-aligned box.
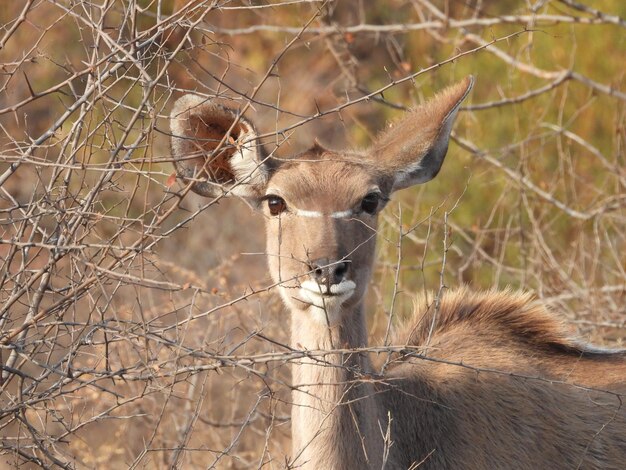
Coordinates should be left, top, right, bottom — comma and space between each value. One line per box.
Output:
170, 95, 269, 198
372, 76, 474, 191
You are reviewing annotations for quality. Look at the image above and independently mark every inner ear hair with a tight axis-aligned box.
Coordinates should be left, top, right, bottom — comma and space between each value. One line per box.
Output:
170, 95, 269, 198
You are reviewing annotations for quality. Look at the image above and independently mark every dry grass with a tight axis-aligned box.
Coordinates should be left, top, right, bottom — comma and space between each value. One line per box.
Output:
1, 0, 625, 468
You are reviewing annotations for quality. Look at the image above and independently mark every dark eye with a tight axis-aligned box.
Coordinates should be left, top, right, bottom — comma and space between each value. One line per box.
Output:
360, 193, 380, 215
266, 196, 287, 216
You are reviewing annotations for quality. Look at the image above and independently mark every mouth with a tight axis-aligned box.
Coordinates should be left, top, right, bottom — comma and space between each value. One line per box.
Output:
298, 279, 356, 308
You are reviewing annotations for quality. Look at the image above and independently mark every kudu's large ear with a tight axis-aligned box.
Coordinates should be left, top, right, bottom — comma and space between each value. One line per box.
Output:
170, 95, 269, 198
372, 76, 474, 191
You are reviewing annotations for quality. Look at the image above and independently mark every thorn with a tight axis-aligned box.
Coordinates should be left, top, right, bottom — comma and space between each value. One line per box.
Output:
22, 71, 35, 98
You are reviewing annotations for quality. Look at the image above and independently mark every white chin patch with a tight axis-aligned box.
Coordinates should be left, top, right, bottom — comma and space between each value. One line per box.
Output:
297, 280, 356, 324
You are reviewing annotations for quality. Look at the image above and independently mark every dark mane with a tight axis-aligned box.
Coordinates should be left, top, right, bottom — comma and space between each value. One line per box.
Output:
393, 287, 622, 357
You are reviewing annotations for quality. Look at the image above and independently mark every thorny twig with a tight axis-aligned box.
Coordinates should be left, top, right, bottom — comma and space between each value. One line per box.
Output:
0, 0, 624, 467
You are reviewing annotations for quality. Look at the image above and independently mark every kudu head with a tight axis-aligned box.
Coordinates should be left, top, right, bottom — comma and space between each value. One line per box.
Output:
170, 77, 473, 324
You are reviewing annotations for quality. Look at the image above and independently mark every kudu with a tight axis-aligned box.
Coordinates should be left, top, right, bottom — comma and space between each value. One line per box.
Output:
170, 77, 626, 469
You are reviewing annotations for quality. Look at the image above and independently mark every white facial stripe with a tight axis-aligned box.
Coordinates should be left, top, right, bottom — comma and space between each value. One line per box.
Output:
264, 192, 355, 218
294, 209, 323, 218
330, 210, 353, 219
292, 208, 353, 218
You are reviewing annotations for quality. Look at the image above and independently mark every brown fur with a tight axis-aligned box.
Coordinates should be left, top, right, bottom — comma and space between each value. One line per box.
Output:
394, 288, 596, 355
383, 288, 626, 469
170, 78, 626, 469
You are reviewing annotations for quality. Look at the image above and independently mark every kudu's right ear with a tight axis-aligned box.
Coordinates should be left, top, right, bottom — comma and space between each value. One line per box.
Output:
170, 95, 269, 198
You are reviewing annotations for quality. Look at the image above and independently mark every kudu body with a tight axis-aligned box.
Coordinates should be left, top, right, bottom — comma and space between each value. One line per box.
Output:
170, 77, 626, 469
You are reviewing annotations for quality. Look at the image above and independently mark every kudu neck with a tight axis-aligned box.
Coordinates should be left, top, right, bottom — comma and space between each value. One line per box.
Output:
289, 301, 370, 351
289, 301, 384, 469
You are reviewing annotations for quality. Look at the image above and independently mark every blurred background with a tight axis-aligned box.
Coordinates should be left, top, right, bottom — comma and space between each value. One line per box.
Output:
0, 0, 625, 468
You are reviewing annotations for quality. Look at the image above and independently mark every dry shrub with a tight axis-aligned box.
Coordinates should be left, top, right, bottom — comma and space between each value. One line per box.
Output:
0, 1, 625, 468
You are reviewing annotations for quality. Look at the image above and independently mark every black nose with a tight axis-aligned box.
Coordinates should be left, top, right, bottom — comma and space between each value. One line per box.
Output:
309, 258, 350, 288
